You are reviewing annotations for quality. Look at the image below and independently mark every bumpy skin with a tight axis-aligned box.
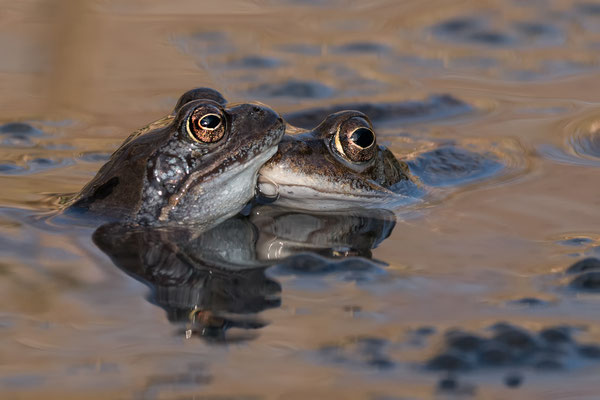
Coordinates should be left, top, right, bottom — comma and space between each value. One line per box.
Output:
71, 88, 285, 226
257, 110, 416, 210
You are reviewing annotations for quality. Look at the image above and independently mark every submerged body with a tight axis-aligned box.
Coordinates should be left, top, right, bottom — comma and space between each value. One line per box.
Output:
71, 88, 285, 226
257, 110, 419, 210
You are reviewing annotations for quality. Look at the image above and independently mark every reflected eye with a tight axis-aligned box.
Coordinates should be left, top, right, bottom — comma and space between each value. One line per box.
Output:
186, 106, 226, 143
334, 117, 377, 163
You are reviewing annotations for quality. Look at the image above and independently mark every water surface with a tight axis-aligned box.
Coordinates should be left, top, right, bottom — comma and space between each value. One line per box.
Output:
2, 0, 600, 398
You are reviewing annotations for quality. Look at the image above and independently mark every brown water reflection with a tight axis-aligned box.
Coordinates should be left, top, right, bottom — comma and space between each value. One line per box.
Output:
2, 0, 600, 398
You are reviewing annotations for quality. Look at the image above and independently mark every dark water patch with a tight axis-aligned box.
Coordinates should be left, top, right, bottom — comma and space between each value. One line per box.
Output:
227, 55, 283, 69
426, 352, 472, 371
434, 17, 481, 35
557, 237, 594, 247
566, 257, 600, 274
0, 163, 25, 174
514, 22, 564, 47
432, 16, 515, 47
570, 272, 600, 292
578, 344, 600, 359
284, 95, 471, 129
250, 79, 333, 99
514, 22, 563, 44
318, 336, 395, 370
557, 257, 600, 295
432, 16, 563, 48
539, 326, 572, 344
563, 258, 600, 293
515, 22, 554, 37
424, 322, 597, 376
0, 157, 73, 176
466, 30, 515, 46
415, 326, 436, 336
407, 146, 504, 187
504, 373, 523, 388
508, 297, 552, 307
314, 322, 600, 384
333, 41, 390, 54
269, 253, 386, 283
405, 326, 438, 348
436, 376, 477, 395
576, 3, 600, 15
0, 122, 44, 136
0, 122, 45, 147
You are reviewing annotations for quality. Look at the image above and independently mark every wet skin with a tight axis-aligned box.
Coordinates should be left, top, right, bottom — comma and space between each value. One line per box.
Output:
257, 110, 417, 210
70, 88, 285, 226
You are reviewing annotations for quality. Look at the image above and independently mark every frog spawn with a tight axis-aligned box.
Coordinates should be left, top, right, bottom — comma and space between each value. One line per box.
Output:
0, 122, 73, 175
565, 257, 600, 293
316, 322, 600, 391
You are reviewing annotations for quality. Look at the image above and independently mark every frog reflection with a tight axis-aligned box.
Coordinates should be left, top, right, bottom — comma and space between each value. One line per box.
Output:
250, 205, 395, 260
93, 207, 396, 341
93, 217, 278, 342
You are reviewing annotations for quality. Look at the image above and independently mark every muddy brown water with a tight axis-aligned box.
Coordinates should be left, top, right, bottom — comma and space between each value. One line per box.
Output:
2, 0, 600, 399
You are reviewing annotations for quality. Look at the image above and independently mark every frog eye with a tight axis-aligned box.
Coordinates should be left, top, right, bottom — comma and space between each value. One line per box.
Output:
334, 117, 377, 163
187, 106, 226, 143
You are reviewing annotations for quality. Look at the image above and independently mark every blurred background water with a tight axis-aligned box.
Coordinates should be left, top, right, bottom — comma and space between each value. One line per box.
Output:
2, 0, 600, 398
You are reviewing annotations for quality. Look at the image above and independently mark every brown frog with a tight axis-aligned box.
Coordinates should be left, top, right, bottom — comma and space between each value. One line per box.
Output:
257, 110, 419, 210
71, 88, 285, 226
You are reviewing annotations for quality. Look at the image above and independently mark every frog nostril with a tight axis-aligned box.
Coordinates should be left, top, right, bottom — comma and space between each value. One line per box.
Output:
350, 128, 375, 148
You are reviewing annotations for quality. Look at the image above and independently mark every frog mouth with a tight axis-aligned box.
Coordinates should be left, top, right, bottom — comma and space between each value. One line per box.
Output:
256, 174, 420, 211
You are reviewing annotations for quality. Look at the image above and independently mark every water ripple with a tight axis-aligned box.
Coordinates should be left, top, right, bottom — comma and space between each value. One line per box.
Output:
538, 114, 600, 167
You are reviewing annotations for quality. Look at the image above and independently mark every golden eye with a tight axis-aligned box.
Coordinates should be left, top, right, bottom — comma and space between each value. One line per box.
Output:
187, 106, 226, 143
334, 117, 376, 163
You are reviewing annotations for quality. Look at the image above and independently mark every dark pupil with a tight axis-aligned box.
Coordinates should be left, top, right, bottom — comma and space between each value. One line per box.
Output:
350, 128, 374, 148
199, 114, 221, 129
